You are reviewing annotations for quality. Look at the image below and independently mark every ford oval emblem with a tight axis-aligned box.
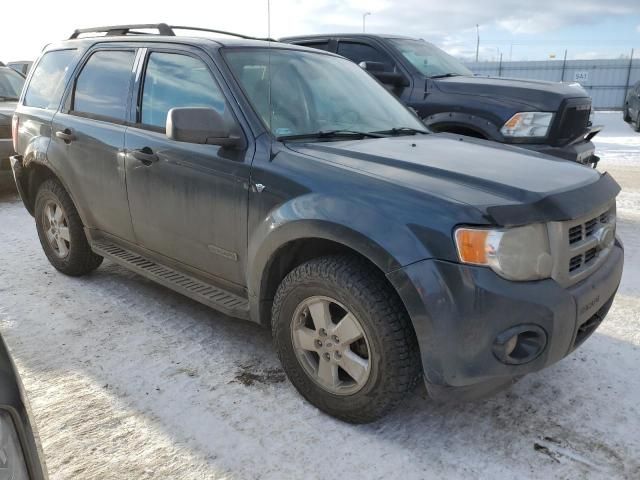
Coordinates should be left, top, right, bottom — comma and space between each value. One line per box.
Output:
595, 225, 615, 250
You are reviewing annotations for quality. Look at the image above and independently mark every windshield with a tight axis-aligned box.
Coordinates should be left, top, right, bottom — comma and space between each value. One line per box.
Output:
224, 48, 425, 139
0, 67, 25, 99
389, 39, 472, 78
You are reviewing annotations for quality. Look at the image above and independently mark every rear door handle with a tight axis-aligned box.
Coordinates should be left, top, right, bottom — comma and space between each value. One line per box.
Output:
55, 129, 76, 143
129, 147, 159, 166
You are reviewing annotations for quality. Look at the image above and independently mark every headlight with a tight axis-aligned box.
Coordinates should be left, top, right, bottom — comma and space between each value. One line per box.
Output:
454, 224, 553, 281
0, 410, 28, 480
501, 112, 554, 138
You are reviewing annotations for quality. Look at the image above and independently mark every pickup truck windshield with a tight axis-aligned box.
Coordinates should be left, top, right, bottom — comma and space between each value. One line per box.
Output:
389, 39, 473, 78
0, 68, 25, 100
224, 48, 425, 139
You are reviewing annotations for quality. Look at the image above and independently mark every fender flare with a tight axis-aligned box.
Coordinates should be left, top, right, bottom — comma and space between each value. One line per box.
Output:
247, 193, 433, 322
19, 141, 86, 224
423, 111, 505, 141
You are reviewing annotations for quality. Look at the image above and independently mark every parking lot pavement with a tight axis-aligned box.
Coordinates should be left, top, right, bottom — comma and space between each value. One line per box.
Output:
0, 112, 638, 479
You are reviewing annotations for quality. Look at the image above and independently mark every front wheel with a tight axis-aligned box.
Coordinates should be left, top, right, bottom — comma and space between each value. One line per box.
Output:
272, 255, 420, 423
34, 178, 103, 276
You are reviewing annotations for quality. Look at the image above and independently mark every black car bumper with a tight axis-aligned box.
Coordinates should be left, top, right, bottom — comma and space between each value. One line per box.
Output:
388, 240, 623, 402
521, 125, 601, 166
1, 139, 17, 191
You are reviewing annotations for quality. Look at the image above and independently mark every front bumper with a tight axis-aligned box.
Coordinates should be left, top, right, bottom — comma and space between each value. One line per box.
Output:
0, 137, 12, 161
0, 138, 16, 190
388, 240, 623, 402
520, 125, 601, 166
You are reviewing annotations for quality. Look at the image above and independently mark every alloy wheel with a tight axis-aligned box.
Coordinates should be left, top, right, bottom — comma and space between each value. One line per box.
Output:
42, 200, 71, 258
291, 296, 372, 395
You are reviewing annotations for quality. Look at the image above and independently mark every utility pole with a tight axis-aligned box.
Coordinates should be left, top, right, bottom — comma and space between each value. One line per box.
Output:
475, 24, 480, 62
623, 48, 635, 109
267, 0, 271, 39
561, 49, 567, 82
363, 12, 371, 33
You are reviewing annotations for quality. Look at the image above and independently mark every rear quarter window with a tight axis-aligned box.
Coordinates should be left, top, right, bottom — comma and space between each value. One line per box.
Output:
24, 49, 77, 109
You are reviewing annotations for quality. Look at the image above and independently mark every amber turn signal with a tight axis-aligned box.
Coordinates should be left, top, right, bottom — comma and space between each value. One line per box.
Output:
454, 228, 490, 265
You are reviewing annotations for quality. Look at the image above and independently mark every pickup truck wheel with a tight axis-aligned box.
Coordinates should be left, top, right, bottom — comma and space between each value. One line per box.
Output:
34, 179, 103, 276
272, 255, 420, 423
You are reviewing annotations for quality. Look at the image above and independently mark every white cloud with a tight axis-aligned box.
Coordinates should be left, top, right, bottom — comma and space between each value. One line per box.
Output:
1, 0, 639, 60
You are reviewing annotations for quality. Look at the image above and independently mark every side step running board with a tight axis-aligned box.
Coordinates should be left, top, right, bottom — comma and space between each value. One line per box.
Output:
91, 241, 250, 319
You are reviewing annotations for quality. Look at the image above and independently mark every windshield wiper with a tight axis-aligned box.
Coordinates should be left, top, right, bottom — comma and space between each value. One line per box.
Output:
277, 129, 385, 141
429, 73, 462, 79
372, 127, 429, 136
0, 95, 19, 101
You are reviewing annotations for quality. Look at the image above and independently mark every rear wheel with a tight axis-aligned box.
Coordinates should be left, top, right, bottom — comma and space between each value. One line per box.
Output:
272, 255, 420, 423
34, 178, 103, 276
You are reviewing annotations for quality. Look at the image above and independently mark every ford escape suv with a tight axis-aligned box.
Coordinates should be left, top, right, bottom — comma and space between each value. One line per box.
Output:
11, 24, 623, 423
282, 34, 601, 166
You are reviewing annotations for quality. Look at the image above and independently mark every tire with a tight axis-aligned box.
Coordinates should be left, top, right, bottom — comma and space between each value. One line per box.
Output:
34, 178, 103, 276
623, 106, 631, 123
272, 255, 420, 423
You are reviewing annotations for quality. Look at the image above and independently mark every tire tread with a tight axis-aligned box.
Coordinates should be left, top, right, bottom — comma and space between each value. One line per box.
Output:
272, 254, 420, 423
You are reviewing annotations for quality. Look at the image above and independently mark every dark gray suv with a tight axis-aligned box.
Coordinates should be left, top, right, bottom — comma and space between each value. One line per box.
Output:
0, 64, 24, 189
624, 80, 640, 131
10, 24, 623, 423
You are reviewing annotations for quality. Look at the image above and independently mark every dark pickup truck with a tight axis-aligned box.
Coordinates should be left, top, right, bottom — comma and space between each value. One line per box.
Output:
281, 34, 601, 165
11, 24, 622, 423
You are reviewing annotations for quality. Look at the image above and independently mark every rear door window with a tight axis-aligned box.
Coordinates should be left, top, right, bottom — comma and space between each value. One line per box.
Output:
24, 49, 77, 109
0, 67, 24, 98
297, 41, 331, 51
140, 52, 226, 129
337, 42, 394, 71
72, 50, 136, 122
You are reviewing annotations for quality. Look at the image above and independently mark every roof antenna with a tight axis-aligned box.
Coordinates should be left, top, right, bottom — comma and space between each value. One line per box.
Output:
268, 0, 274, 159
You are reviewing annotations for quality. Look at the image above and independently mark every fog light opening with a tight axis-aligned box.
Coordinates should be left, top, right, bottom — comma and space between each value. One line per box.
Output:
493, 325, 547, 365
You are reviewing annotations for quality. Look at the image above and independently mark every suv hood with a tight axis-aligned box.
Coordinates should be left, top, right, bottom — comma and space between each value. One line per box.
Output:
287, 134, 609, 225
433, 75, 589, 110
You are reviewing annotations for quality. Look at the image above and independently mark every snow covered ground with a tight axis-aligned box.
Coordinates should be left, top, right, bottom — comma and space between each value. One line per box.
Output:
0, 111, 638, 479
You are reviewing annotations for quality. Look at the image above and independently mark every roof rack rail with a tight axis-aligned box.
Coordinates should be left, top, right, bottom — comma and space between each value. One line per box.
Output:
69, 23, 275, 41
69, 23, 175, 39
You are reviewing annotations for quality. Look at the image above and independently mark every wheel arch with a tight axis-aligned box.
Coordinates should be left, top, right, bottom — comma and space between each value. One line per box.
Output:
423, 111, 504, 141
254, 235, 380, 325
18, 154, 85, 225
250, 224, 422, 364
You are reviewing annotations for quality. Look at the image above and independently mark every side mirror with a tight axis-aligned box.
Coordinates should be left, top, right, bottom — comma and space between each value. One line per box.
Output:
166, 107, 245, 149
358, 61, 409, 88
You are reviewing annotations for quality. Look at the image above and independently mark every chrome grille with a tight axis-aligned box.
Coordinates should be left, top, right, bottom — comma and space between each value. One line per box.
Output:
548, 201, 616, 287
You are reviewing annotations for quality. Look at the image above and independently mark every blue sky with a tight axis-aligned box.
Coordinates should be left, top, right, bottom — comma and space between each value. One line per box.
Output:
464, 16, 640, 61
1, 0, 639, 62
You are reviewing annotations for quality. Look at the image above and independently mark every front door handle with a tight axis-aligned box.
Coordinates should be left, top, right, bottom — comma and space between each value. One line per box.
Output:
129, 147, 159, 166
55, 129, 76, 143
